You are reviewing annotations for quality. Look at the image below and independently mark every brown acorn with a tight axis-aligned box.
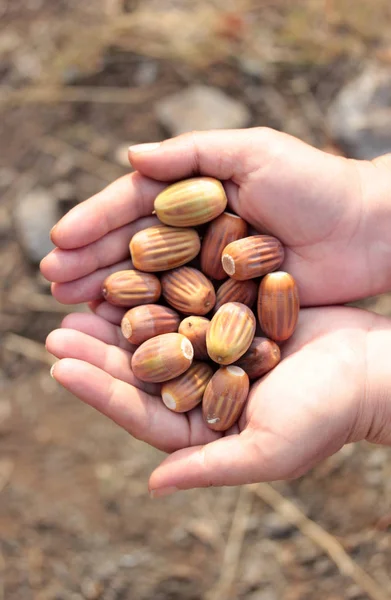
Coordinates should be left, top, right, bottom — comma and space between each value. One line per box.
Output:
257, 272, 299, 342
131, 333, 193, 383
154, 177, 227, 227
214, 278, 257, 313
202, 366, 249, 431
121, 304, 181, 345
161, 361, 214, 413
206, 302, 256, 365
161, 266, 216, 315
235, 336, 281, 379
222, 235, 284, 280
200, 212, 248, 280
102, 269, 161, 307
178, 316, 210, 360
129, 225, 201, 272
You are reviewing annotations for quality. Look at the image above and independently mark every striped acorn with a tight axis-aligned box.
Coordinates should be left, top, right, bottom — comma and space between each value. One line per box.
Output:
102, 269, 161, 307
131, 333, 193, 383
214, 278, 257, 313
206, 302, 256, 365
222, 235, 284, 280
161, 361, 214, 413
154, 177, 227, 227
178, 316, 210, 360
161, 266, 216, 315
257, 272, 300, 342
121, 304, 180, 345
235, 336, 281, 379
200, 212, 248, 280
202, 366, 249, 431
129, 225, 201, 272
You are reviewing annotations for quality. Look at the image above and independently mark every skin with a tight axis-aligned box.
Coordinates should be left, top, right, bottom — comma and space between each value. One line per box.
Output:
40, 127, 391, 497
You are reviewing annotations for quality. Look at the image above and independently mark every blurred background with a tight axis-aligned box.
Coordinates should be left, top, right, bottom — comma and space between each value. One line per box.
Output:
0, 1, 391, 598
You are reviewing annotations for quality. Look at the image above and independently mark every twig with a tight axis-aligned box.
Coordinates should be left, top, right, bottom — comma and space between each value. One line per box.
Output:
250, 482, 389, 600
2, 333, 56, 367
40, 135, 127, 181
206, 486, 254, 600
0, 84, 172, 107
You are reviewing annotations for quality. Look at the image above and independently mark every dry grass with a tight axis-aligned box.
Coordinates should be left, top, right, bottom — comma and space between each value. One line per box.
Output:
2, 0, 391, 97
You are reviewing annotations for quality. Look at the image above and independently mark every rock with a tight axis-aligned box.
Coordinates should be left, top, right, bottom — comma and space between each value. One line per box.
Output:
13, 188, 58, 264
155, 84, 251, 136
327, 64, 391, 159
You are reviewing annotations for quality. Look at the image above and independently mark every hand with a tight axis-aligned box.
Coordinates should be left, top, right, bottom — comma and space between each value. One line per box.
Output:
41, 127, 391, 496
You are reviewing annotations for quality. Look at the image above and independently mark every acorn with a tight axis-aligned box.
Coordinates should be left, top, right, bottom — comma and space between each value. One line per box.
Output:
200, 212, 248, 280
206, 302, 256, 365
234, 336, 281, 379
161, 361, 214, 413
178, 316, 210, 360
102, 269, 161, 307
161, 266, 216, 315
154, 177, 227, 227
202, 366, 249, 431
257, 272, 300, 342
121, 304, 181, 345
130, 224, 201, 272
214, 278, 257, 313
222, 235, 284, 280
131, 333, 193, 383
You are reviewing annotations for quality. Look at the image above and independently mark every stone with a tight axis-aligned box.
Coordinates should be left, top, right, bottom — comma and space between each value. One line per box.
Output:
13, 188, 58, 264
155, 84, 251, 136
327, 64, 391, 159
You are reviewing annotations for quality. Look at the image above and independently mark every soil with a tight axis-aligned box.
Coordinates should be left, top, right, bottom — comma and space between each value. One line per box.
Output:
1, 2, 391, 599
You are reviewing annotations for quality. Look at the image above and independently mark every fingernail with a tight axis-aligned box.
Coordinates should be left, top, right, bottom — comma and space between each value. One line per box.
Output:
129, 142, 161, 154
49, 224, 57, 241
50, 363, 57, 379
149, 486, 179, 499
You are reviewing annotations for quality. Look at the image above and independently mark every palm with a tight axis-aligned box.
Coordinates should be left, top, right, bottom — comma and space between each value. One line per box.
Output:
42, 128, 391, 491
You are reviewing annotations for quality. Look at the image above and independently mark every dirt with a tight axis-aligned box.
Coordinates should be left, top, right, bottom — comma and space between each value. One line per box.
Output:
1, 1, 391, 599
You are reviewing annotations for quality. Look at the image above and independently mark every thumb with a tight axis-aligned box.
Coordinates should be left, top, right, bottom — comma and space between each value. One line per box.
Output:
128, 127, 312, 183
148, 431, 304, 498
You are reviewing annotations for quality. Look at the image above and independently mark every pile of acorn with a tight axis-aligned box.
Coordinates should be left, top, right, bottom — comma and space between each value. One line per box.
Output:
101, 177, 299, 432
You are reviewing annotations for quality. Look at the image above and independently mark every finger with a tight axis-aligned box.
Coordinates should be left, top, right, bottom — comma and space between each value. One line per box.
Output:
41, 216, 159, 283
148, 430, 293, 495
50, 358, 187, 452
61, 313, 132, 350
51, 259, 132, 304
128, 129, 260, 182
46, 328, 158, 394
88, 301, 127, 326
50, 172, 166, 249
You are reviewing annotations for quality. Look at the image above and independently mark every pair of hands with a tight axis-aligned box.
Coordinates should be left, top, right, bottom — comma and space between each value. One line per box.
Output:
41, 127, 391, 497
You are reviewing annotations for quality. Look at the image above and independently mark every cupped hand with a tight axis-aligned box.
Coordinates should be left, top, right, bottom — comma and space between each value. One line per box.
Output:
41, 127, 391, 495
